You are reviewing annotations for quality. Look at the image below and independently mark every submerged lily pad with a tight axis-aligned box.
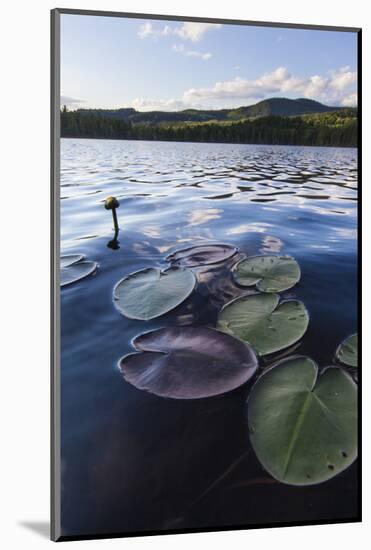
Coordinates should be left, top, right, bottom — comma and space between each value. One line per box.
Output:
166, 243, 238, 268
60, 261, 98, 287
336, 334, 358, 367
119, 326, 258, 399
233, 255, 300, 292
217, 293, 308, 355
60, 254, 85, 268
248, 356, 357, 485
113, 267, 196, 320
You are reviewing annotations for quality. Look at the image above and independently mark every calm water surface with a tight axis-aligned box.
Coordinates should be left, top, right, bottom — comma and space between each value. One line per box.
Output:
60, 139, 358, 536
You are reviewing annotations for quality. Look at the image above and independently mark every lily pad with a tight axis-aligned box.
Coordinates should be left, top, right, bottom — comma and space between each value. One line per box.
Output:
336, 334, 358, 367
113, 267, 196, 320
233, 255, 300, 292
119, 326, 258, 399
60, 261, 98, 287
248, 356, 357, 485
60, 254, 85, 268
217, 293, 309, 355
166, 244, 238, 268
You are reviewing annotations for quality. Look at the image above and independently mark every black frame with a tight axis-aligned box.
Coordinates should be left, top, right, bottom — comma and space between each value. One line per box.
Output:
51, 7, 362, 542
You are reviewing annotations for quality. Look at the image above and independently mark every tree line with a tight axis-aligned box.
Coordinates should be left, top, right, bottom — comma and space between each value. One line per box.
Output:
60, 107, 357, 147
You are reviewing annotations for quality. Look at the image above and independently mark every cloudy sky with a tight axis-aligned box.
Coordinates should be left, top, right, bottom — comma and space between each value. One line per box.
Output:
61, 14, 357, 111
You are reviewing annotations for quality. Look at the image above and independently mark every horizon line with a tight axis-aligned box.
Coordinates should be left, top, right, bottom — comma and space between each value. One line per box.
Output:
60, 96, 358, 113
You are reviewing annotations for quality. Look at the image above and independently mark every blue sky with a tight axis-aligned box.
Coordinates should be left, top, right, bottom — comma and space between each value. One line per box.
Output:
61, 14, 357, 111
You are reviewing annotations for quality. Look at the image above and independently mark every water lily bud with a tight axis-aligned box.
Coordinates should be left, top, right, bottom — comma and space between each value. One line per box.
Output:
104, 196, 120, 210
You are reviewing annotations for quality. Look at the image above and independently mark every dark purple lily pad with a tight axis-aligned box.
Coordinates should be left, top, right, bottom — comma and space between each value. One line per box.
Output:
166, 243, 238, 268
119, 326, 258, 399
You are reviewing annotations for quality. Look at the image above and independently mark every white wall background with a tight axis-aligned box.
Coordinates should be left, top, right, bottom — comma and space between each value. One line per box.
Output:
0, 0, 368, 547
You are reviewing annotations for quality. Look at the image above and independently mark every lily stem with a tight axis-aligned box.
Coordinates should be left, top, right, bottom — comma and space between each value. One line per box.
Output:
112, 208, 119, 234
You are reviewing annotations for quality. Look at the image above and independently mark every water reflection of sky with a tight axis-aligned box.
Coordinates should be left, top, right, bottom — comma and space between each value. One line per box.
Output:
61, 139, 357, 259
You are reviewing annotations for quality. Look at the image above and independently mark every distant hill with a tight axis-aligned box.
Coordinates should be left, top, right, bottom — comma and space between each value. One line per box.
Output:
227, 98, 341, 118
61, 104, 357, 148
76, 106, 229, 124
74, 97, 350, 124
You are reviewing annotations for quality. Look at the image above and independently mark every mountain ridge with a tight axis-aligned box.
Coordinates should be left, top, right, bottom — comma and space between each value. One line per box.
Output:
71, 97, 354, 124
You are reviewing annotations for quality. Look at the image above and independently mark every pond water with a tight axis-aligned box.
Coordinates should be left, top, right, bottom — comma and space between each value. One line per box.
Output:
60, 138, 358, 537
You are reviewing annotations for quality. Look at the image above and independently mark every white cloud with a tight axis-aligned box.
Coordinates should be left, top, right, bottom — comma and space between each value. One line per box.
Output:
182, 66, 357, 107
131, 98, 187, 112
138, 21, 221, 42
329, 66, 357, 90
131, 66, 357, 112
341, 93, 358, 107
174, 22, 221, 42
137, 22, 154, 39
172, 43, 212, 60
61, 95, 86, 108
137, 22, 174, 39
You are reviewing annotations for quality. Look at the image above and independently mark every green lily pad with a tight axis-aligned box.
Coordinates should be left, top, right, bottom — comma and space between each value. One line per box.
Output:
217, 293, 309, 355
119, 326, 258, 399
60, 261, 98, 287
336, 334, 358, 367
166, 243, 238, 268
113, 267, 196, 320
248, 356, 357, 485
233, 255, 300, 293
60, 254, 85, 268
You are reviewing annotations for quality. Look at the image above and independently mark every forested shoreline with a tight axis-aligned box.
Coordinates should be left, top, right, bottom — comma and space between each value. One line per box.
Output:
60, 108, 357, 148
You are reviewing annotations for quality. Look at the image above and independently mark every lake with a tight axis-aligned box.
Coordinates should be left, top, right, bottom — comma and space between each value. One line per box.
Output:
60, 138, 358, 537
